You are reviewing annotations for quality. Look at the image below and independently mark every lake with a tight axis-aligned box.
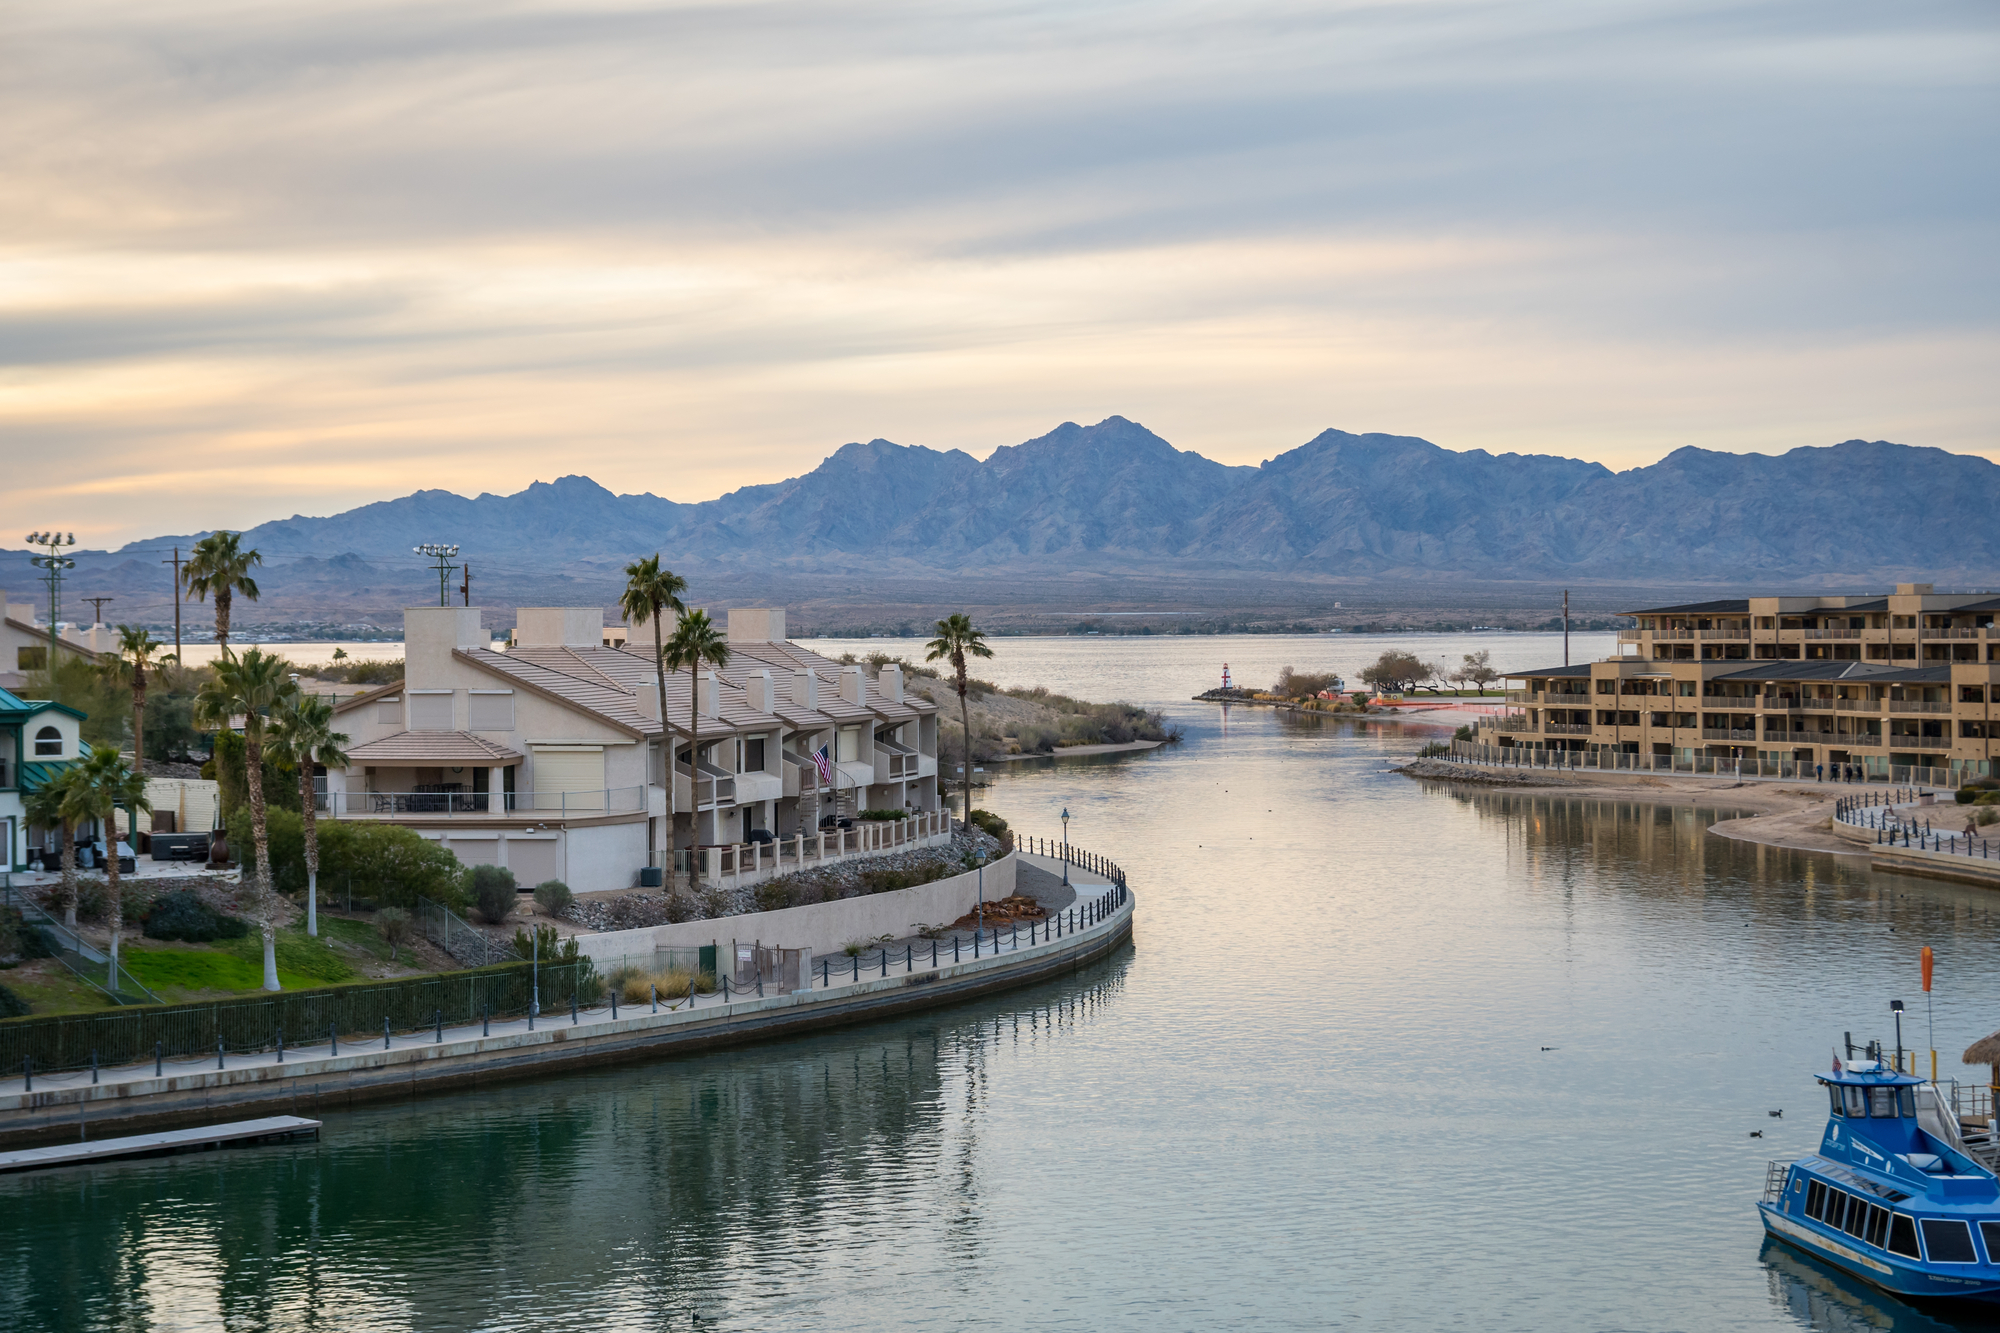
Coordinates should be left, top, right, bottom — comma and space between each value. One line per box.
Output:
6, 633, 1995, 1332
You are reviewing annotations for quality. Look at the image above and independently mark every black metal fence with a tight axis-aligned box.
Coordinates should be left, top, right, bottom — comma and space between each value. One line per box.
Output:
0, 960, 600, 1078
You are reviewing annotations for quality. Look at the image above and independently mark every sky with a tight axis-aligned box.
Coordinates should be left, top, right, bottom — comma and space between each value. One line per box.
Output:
4, 0, 1997, 548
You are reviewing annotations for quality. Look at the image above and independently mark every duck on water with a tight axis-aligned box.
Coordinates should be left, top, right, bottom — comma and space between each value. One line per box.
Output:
1761, 1051, 2000, 1301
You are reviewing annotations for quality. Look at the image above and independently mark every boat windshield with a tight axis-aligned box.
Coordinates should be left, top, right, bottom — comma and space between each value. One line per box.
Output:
1828, 1083, 1916, 1118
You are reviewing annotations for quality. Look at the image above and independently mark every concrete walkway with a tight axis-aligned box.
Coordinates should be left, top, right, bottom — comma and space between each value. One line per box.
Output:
0, 853, 1130, 1125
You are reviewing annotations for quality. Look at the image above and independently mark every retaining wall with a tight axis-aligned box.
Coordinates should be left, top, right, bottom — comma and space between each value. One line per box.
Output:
573, 853, 1017, 965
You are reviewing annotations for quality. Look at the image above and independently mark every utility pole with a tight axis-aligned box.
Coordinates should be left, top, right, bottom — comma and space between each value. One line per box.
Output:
25, 531, 75, 671
414, 544, 460, 608
1563, 589, 1570, 667
162, 546, 185, 667
83, 596, 114, 625
459, 563, 472, 607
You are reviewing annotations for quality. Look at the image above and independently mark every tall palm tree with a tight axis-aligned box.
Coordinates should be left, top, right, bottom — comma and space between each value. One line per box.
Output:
195, 647, 296, 990
619, 555, 687, 882
270, 692, 350, 939
925, 613, 993, 831
182, 531, 262, 658
72, 747, 150, 984
664, 609, 730, 898
116, 625, 160, 776
23, 770, 83, 927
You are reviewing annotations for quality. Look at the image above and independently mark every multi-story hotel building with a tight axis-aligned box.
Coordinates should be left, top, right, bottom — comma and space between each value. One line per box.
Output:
1481, 583, 2000, 777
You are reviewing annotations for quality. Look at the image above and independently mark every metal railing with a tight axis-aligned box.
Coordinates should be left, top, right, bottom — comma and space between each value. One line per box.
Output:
1921, 628, 1984, 640
1889, 700, 1951, 714
1836, 792, 2000, 863
1448, 740, 1967, 788
1, 879, 160, 1005
319, 788, 646, 817
1800, 628, 1864, 640
1702, 728, 1758, 741
1545, 722, 1592, 735
1699, 628, 1749, 640
416, 895, 521, 968
1837, 698, 1880, 712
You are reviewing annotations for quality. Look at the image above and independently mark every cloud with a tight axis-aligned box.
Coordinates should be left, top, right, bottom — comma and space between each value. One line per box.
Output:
2, 0, 1995, 545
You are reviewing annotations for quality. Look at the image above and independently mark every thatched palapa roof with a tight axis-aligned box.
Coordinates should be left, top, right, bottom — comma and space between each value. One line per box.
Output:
1962, 1031, 2000, 1066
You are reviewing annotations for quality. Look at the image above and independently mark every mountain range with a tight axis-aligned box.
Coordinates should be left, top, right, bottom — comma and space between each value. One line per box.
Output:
7, 418, 1997, 626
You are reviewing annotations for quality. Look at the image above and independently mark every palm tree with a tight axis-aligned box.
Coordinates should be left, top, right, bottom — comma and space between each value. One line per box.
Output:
22, 770, 84, 927
182, 531, 262, 658
619, 554, 687, 882
195, 647, 296, 990
116, 625, 160, 776
72, 747, 150, 984
270, 692, 350, 939
664, 609, 730, 898
925, 613, 993, 831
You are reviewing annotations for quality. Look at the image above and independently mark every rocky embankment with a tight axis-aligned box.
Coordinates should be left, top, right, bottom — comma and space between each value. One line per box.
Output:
1395, 758, 1586, 787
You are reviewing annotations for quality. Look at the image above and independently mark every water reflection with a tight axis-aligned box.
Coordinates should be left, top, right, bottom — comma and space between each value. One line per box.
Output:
1760, 1237, 2000, 1333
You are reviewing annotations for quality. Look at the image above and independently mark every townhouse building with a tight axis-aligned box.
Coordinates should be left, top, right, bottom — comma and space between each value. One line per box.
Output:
0, 686, 87, 871
1481, 583, 2000, 778
0, 590, 108, 692
328, 605, 942, 893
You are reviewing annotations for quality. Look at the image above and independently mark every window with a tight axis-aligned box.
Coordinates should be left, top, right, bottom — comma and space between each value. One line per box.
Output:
1826, 1086, 1844, 1117
468, 692, 514, 731
1921, 1218, 1978, 1263
17, 646, 46, 671
409, 692, 454, 730
1864, 1204, 1889, 1248
837, 726, 860, 763
743, 735, 766, 772
1843, 1087, 1867, 1117
33, 726, 61, 756
1979, 1221, 2000, 1262
1842, 1194, 1869, 1239
1805, 1181, 1828, 1219
1889, 1215, 1922, 1259
378, 697, 403, 726
1899, 1087, 1916, 1117
1869, 1087, 1896, 1118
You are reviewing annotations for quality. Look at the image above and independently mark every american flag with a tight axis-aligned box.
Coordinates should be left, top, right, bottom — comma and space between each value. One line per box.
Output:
812, 743, 834, 785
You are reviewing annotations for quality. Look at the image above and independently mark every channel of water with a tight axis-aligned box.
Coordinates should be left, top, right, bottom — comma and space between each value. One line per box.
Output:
5, 633, 1996, 1331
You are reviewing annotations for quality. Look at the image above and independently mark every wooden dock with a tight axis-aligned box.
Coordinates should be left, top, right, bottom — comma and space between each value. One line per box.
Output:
0, 1116, 321, 1173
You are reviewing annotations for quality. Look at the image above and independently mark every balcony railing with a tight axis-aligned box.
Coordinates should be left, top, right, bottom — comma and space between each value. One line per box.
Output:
1505, 690, 1539, 703
1702, 728, 1759, 741
676, 762, 736, 808
1650, 630, 1697, 641
1799, 697, 1837, 711
1494, 715, 1535, 732
1699, 628, 1749, 640
319, 787, 646, 817
1756, 694, 1800, 710
1889, 700, 1951, 714
1887, 734, 1951, 750
1801, 628, 1865, 640
1545, 722, 1592, 735
1920, 628, 1984, 640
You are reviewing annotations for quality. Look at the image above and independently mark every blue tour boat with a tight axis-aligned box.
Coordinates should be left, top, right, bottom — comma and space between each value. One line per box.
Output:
1761, 1054, 2000, 1301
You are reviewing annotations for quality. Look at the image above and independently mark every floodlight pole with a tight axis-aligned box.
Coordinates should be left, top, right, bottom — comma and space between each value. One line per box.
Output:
26, 531, 76, 671
414, 544, 460, 607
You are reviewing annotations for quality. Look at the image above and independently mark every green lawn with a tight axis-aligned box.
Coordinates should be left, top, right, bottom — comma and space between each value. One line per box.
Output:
316, 914, 394, 962
0, 962, 121, 1015
121, 928, 359, 1000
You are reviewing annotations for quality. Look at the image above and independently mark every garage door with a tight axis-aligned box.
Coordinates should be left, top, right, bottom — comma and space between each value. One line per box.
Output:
448, 837, 498, 867
531, 749, 605, 811
507, 838, 562, 887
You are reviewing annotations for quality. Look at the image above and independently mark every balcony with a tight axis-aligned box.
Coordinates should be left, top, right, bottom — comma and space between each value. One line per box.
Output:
1889, 700, 1951, 714
874, 738, 919, 783
1545, 722, 1592, 735
1699, 628, 1749, 641
1493, 715, 1535, 732
1887, 734, 1951, 751
1799, 697, 1837, 712
1702, 729, 1759, 741
1801, 628, 1864, 640
321, 787, 645, 818
1505, 690, 1539, 703
674, 762, 736, 810
1650, 630, 1697, 641
1835, 698, 1880, 712
1920, 628, 1984, 640
1756, 694, 1800, 711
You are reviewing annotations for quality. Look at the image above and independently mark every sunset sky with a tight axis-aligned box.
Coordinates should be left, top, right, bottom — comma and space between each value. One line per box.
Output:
5, 0, 1996, 548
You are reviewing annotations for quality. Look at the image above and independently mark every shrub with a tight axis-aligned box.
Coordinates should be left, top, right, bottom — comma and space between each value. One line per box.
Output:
968, 809, 1009, 840
618, 967, 713, 1005
1978, 808, 2000, 827
754, 876, 800, 912
1418, 741, 1452, 758
71, 879, 153, 926
532, 880, 573, 915
0, 908, 53, 962
1958, 788, 1978, 804
232, 808, 466, 911
858, 809, 907, 821
468, 865, 519, 924
1454, 724, 1476, 743
142, 891, 250, 943
0, 984, 28, 1018
664, 892, 704, 923
377, 907, 413, 961
859, 866, 945, 894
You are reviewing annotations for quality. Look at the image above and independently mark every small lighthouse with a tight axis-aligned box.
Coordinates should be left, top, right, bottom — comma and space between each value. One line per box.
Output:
1221, 663, 1232, 692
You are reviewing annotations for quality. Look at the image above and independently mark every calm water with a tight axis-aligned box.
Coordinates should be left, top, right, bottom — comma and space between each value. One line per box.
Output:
8, 636, 2000, 1332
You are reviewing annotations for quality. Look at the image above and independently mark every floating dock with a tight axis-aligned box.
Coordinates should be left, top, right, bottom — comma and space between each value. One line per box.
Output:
0, 1115, 321, 1173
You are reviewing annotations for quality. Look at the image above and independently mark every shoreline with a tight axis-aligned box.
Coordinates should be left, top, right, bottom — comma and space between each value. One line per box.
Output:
990, 739, 1163, 762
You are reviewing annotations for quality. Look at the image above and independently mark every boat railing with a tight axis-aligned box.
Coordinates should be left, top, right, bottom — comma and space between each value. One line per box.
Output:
1763, 1160, 1788, 1203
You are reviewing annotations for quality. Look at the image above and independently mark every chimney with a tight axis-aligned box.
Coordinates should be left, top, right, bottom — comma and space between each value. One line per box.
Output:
744, 668, 774, 714
403, 607, 487, 688
699, 669, 721, 718
633, 674, 661, 721
512, 607, 608, 648
726, 607, 786, 642
878, 662, 904, 702
791, 668, 819, 711
839, 665, 867, 705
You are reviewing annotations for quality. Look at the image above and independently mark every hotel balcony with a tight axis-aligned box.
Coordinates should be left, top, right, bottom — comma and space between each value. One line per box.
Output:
1702, 728, 1759, 741
319, 787, 646, 819
1888, 700, 1951, 714
1544, 722, 1593, 735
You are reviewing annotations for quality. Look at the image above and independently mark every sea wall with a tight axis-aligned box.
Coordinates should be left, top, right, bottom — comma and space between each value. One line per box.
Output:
573, 853, 1018, 965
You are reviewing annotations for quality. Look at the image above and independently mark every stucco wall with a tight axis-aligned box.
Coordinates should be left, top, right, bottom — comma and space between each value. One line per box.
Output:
574, 852, 1017, 962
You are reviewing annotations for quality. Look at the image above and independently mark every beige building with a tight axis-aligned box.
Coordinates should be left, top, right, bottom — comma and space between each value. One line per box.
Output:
1482, 583, 2000, 777
0, 589, 109, 691
328, 605, 943, 892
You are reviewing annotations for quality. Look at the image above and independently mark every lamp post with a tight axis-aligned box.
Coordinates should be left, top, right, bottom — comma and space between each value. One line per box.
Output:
1061, 806, 1070, 886
975, 847, 986, 935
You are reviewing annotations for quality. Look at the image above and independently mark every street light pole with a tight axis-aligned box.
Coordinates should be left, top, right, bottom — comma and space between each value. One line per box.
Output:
1061, 806, 1070, 887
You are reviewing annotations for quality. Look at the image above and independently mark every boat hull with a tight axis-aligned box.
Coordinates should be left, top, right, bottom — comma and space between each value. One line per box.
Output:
1760, 1204, 2000, 1302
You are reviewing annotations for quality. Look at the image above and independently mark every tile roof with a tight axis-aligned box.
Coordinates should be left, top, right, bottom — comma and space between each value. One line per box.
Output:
463, 647, 784, 736
1710, 662, 1954, 684
1620, 599, 1751, 616
1506, 664, 1594, 678
345, 731, 525, 764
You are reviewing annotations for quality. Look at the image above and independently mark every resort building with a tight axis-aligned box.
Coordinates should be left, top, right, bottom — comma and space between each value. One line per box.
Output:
0, 686, 87, 871
328, 605, 944, 892
1482, 584, 2000, 777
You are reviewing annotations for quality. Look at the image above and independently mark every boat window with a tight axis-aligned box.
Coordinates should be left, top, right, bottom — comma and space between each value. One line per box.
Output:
1804, 1181, 1828, 1220
1842, 1195, 1869, 1239
1899, 1087, 1916, 1117
1843, 1087, 1867, 1117
1827, 1085, 1844, 1116
1869, 1087, 1897, 1117
1889, 1215, 1922, 1259
1921, 1218, 1978, 1264
1864, 1205, 1889, 1248
1981, 1222, 2000, 1263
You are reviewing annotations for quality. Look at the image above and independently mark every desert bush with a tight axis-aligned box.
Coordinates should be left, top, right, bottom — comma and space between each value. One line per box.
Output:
664, 892, 704, 923
858, 809, 907, 821
377, 907, 413, 961
0, 984, 29, 1018
1014, 723, 1059, 753
754, 876, 800, 912
467, 864, 519, 924
142, 891, 250, 943
1978, 807, 2000, 827
969, 809, 1009, 839
619, 967, 714, 1005
233, 807, 465, 910
0, 907, 54, 961
71, 879, 152, 927
532, 879, 573, 915
860, 865, 947, 894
